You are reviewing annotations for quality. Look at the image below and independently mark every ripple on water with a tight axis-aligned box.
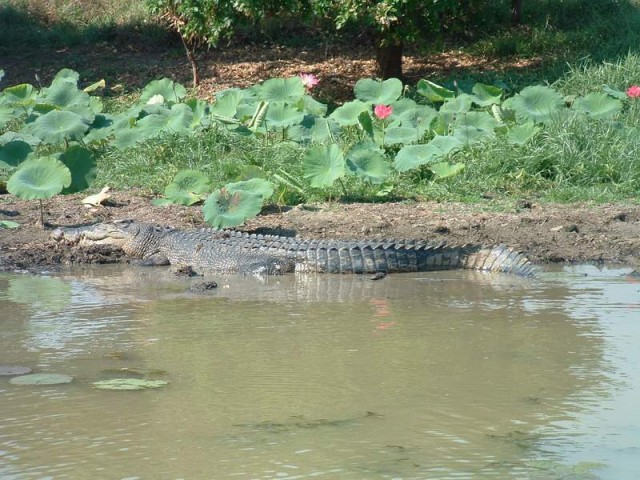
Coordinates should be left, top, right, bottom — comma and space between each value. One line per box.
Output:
0, 265, 639, 479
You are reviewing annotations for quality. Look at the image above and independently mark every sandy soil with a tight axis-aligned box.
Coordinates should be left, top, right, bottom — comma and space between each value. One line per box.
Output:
1, 191, 638, 273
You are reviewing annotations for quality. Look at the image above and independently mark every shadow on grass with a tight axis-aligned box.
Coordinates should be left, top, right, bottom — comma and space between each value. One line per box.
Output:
0, 3, 171, 52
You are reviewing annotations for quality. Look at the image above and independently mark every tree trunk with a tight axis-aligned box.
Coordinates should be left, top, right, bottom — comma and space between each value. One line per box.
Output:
375, 42, 404, 80
178, 33, 200, 88
511, 0, 523, 25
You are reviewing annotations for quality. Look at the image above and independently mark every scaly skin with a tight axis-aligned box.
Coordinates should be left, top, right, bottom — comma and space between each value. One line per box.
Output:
52, 220, 535, 276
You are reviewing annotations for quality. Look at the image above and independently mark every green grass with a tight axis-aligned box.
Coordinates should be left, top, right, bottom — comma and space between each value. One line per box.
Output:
97, 128, 310, 203
0, 0, 169, 51
469, 0, 640, 60
554, 54, 640, 96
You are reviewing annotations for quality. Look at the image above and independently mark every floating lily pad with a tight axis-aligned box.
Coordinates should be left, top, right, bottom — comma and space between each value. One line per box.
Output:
9, 373, 73, 385
92, 378, 169, 391
0, 365, 32, 376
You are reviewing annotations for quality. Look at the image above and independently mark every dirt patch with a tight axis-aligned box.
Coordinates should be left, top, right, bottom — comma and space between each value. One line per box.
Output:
1, 191, 639, 273
1, 42, 541, 104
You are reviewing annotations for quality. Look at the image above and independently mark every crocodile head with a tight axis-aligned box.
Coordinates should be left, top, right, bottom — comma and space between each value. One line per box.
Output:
51, 220, 143, 248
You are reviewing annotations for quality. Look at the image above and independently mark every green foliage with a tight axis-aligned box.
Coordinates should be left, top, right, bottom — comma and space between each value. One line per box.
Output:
0, 69, 106, 223
162, 169, 211, 206
4, 60, 639, 226
502, 86, 565, 124
59, 146, 97, 194
345, 141, 390, 184
203, 179, 273, 229
139, 78, 187, 104
354, 78, 403, 105
92, 378, 169, 390
303, 144, 346, 188
7, 156, 71, 200
145, 0, 304, 48
0, 140, 31, 168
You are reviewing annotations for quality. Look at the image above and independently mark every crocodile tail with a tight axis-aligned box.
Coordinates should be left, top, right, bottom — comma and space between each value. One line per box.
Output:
292, 242, 534, 276
458, 244, 534, 276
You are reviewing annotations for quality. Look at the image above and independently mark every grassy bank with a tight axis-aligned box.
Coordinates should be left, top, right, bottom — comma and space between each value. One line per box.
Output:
1, 0, 640, 208
93, 52, 640, 205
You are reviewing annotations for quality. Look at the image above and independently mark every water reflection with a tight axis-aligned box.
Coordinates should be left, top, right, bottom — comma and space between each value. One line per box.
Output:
0, 265, 636, 478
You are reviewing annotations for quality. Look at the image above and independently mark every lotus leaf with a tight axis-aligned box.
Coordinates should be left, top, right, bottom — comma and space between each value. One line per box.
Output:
354, 78, 403, 105
41, 81, 90, 108
139, 78, 187, 104
602, 85, 627, 100
394, 136, 463, 172
300, 95, 327, 116
416, 80, 455, 103
346, 142, 390, 184
203, 187, 264, 229
0, 140, 31, 168
92, 379, 168, 390
288, 117, 340, 143
383, 126, 420, 145
573, 92, 622, 119
51, 68, 80, 85
212, 89, 244, 118
185, 98, 211, 129
0, 131, 41, 146
28, 110, 90, 144
226, 178, 274, 200
431, 162, 465, 179
59, 146, 97, 194
440, 94, 474, 114
3, 84, 37, 105
303, 144, 346, 188
264, 102, 304, 129
329, 100, 369, 127
164, 170, 210, 206
7, 156, 71, 200
10, 373, 73, 385
506, 122, 540, 145
254, 77, 305, 103
470, 83, 503, 106
83, 79, 106, 93
0, 102, 13, 129
502, 85, 565, 124
452, 112, 498, 144
83, 114, 115, 143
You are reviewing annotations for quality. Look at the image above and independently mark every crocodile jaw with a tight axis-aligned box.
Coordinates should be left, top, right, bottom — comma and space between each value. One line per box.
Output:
51, 222, 134, 248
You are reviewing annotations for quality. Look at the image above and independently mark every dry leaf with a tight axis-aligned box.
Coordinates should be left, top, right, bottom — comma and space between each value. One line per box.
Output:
82, 186, 111, 207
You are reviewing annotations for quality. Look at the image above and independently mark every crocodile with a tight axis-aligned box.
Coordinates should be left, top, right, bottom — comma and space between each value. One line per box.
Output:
52, 220, 535, 276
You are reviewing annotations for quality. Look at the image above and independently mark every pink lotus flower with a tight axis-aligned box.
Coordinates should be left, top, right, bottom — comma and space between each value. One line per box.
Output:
627, 85, 640, 98
374, 104, 393, 120
299, 73, 319, 89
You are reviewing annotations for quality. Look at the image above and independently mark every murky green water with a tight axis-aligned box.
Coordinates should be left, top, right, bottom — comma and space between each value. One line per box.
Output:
0, 265, 639, 479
